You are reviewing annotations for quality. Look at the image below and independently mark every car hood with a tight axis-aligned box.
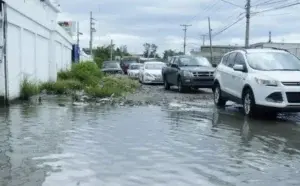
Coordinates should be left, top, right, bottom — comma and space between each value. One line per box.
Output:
101, 68, 121, 71
180, 66, 215, 72
144, 69, 162, 75
257, 71, 300, 82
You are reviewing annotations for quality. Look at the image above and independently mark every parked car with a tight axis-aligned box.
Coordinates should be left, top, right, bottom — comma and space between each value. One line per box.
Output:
101, 61, 123, 74
139, 61, 166, 84
120, 60, 136, 74
162, 55, 215, 92
213, 48, 300, 117
127, 63, 143, 79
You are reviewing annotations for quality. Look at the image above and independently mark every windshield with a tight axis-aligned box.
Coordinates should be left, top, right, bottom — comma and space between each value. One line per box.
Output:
195, 57, 212, 67
103, 63, 119, 68
246, 52, 300, 71
179, 56, 211, 67
145, 63, 166, 69
123, 61, 136, 65
130, 64, 142, 69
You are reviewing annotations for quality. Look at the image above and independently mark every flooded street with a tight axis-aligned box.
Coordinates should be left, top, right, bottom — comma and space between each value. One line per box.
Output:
1, 85, 300, 186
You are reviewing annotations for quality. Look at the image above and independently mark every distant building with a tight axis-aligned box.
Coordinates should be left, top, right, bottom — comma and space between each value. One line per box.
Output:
191, 45, 243, 65
250, 42, 300, 58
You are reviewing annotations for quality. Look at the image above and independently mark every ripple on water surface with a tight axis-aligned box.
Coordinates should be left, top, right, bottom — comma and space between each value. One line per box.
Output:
1, 103, 300, 185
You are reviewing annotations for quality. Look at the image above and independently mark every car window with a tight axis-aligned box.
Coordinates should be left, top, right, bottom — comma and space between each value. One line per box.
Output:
246, 52, 300, 71
222, 54, 229, 65
130, 64, 142, 69
234, 53, 246, 66
103, 63, 119, 68
145, 63, 166, 69
227, 53, 237, 68
173, 58, 179, 65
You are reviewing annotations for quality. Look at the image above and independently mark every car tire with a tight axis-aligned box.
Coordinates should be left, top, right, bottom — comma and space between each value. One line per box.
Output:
213, 84, 226, 107
242, 89, 257, 117
164, 76, 170, 90
178, 77, 187, 93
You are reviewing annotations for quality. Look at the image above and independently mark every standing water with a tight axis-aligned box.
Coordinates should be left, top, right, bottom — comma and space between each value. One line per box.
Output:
1, 100, 300, 186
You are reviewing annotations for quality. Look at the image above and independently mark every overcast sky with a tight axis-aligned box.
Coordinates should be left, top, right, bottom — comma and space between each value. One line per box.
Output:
57, 0, 300, 55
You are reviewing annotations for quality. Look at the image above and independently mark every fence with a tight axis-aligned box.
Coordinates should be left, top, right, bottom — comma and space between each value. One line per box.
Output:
0, 0, 73, 101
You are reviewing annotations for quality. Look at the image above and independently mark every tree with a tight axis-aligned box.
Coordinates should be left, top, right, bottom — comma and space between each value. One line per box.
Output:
92, 45, 131, 68
143, 43, 159, 58
163, 49, 184, 61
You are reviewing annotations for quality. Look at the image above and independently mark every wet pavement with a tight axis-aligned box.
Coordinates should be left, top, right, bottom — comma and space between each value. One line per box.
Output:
1, 85, 300, 186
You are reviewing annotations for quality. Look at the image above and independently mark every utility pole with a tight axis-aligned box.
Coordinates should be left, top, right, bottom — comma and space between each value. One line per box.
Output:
76, 22, 83, 63
208, 17, 213, 64
89, 11, 96, 57
268, 31, 272, 43
201, 34, 206, 46
245, 0, 251, 48
110, 39, 113, 61
180, 24, 192, 54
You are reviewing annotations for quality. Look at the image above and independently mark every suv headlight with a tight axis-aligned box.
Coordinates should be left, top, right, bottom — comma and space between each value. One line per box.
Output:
183, 71, 194, 77
254, 77, 278, 86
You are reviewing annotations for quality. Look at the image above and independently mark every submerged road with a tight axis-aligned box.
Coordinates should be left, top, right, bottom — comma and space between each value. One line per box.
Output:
1, 85, 300, 185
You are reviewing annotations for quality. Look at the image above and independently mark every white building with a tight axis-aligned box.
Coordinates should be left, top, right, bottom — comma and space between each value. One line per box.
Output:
0, 0, 73, 102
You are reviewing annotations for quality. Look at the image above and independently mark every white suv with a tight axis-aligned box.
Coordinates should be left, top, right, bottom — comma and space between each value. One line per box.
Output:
213, 48, 300, 117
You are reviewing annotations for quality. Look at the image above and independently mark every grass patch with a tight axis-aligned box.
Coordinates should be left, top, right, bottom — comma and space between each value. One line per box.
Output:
20, 78, 40, 100
20, 61, 140, 100
85, 75, 140, 98
40, 79, 84, 94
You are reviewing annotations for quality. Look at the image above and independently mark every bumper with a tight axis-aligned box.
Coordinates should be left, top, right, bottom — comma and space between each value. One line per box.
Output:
129, 73, 139, 79
143, 76, 163, 84
252, 83, 300, 111
181, 76, 214, 88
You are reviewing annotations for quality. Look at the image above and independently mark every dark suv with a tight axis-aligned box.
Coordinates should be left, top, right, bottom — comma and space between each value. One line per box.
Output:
120, 60, 136, 74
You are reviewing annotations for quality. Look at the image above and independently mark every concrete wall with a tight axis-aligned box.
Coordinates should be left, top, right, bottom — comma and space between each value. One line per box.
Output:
0, 0, 73, 100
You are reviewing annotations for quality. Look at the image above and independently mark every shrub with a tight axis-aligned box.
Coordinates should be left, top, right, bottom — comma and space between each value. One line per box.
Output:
20, 78, 40, 100
57, 70, 73, 80
40, 79, 84, 94
85, 76, 140, 98
71, 62, 103, 86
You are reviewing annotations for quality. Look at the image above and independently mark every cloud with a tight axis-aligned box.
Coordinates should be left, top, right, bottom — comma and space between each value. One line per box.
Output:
56, 0, 300, 56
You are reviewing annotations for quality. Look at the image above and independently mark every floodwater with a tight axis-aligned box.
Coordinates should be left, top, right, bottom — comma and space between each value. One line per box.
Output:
1, 99, 300, 186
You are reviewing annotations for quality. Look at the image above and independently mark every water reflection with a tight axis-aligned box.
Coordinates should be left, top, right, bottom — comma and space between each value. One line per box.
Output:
0, 103, 300, 185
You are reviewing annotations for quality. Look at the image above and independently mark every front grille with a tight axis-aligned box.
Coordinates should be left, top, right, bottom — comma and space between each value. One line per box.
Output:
282, 82, 300, 86
286, 92, 300, 103
193, 72, 213, 77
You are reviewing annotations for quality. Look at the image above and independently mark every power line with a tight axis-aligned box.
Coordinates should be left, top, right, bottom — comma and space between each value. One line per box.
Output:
252, 1, 300, 14
187, 0, 220, 22
219, 0, 244, 8
254, 0, 290, 6
212, 16, 244, 37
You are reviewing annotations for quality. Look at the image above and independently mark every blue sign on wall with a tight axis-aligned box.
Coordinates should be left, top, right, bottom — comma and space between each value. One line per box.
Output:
72, 44, 80, 63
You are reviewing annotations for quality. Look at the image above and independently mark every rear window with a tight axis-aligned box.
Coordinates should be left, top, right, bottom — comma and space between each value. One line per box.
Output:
222, 54, 229, 65
122, 61, 136, 65
103, 63, 119, 68
130, 64, 142, 69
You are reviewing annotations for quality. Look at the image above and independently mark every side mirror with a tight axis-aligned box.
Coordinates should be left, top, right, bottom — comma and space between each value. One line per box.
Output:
171, 63, 178, 68
233, 64, 245, 72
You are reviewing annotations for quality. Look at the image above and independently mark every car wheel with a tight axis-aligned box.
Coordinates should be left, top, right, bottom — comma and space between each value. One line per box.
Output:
243, 89, 257, 117
164, 76, 170, 90
178, 77, 186, 93
213, 84, 226, 107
